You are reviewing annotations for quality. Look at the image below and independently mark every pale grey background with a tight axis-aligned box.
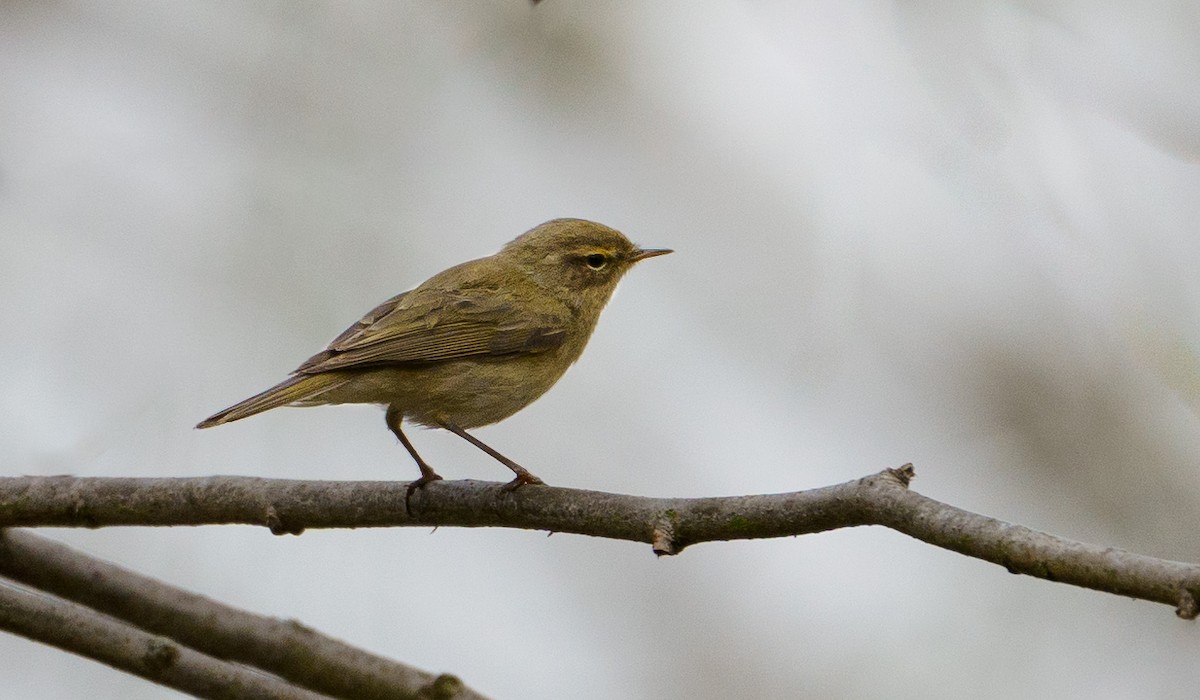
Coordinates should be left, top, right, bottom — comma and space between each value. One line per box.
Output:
2, 2, 1200, 698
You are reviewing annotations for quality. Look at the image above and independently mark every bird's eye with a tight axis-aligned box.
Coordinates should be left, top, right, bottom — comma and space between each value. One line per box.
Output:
585, 253, 608, 270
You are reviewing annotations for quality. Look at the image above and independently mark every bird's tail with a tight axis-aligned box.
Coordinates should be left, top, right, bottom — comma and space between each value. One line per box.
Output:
196, 373, 350, 428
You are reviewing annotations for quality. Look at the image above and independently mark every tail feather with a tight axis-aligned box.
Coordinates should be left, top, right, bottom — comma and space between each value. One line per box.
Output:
196, 373, 349, 428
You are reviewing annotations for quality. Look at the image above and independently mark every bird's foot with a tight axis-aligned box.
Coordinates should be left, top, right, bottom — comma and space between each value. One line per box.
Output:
406, 471, 444, 498
404, 471, 444, 517
502, 471, 545, 492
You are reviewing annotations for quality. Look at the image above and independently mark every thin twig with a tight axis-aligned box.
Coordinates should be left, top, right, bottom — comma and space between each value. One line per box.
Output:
0, 466, 1197, 617
0, 578, 335, 700
0, 530, 487, 700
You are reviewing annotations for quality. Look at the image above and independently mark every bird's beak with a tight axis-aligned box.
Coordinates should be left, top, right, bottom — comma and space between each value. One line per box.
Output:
631, 247, 673, 262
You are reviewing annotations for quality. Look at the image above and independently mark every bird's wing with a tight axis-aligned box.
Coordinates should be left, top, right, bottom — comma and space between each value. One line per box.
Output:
294, 286, 569, 373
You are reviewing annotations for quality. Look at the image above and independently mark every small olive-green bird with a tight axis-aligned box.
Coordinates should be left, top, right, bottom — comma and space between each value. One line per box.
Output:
197, 218, 671, 489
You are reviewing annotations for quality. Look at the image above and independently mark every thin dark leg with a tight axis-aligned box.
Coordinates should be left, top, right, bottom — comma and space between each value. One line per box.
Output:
386, 407, 443, 491
440, 421, 545, 490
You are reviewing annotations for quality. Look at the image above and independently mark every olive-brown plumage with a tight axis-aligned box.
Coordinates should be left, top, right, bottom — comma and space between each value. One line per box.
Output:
197, 218, 670, 488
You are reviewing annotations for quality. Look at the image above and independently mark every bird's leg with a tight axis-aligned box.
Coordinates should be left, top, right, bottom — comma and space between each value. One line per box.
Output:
439, 421, 545, 490
386, 407, 443, 493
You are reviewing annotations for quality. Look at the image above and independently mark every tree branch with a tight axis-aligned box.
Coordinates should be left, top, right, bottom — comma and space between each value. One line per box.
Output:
0, 530, 487, 700
0, 579, 335, 700
1, 466, 1197, 618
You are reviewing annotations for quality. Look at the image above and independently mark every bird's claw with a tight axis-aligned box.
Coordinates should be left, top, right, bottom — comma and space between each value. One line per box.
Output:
502, 472, 545, 492
406, 472, 444, 497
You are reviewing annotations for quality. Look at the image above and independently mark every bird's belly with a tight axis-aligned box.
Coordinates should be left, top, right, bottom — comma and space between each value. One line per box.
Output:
323, 353, 572, 429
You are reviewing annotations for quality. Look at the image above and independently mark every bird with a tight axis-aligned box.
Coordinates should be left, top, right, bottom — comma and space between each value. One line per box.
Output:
197, 218, 671, 490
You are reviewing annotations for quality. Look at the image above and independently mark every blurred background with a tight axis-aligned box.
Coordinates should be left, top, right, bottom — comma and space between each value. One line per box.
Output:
3, 1, 1200, 698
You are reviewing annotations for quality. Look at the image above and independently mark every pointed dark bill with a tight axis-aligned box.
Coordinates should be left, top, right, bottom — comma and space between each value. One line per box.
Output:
631, 248, 673, 261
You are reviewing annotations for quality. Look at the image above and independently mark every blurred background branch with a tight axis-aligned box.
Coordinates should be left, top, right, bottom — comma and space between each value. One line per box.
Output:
0, 529, 486, 700
2, 468, 1196, 617
0, 577, 335, 700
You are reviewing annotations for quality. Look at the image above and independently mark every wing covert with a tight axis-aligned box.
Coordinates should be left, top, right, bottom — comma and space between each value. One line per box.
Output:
294, 287, 568, 373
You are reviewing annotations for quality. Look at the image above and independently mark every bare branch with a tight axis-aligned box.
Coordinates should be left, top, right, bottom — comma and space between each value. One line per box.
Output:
0, 579, 335, 700
0, 530, 487, 700
0, 466, 1197, 618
